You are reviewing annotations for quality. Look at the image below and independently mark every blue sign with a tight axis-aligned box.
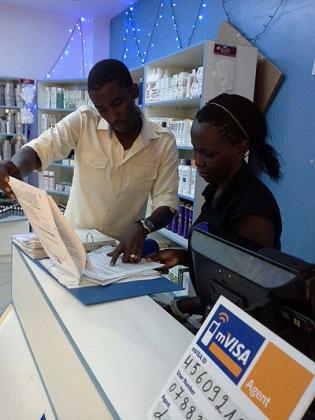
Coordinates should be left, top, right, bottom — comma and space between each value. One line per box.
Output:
197, 304, 265, 384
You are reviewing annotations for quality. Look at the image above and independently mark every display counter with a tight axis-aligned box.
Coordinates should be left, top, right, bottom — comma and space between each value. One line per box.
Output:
0, 305, 56, 419
0, 215, 28, 263
11, 244, 193, 419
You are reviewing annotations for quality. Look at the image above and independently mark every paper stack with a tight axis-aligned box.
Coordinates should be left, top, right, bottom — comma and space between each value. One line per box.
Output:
9, 177, 163, 289
13, 233, 48, 259
82, 245, 163, 286
13, 229, 117, 260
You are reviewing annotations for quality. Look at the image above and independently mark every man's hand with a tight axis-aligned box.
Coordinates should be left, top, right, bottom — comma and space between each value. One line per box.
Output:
0, 160, 22, 198
146, 248, 188, 270
107, 222, 147, 265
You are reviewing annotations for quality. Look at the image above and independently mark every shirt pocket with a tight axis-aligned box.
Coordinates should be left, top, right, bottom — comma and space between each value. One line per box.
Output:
81, 154, 108, 169
129, 162, 159, 192
79, 154, 108, 185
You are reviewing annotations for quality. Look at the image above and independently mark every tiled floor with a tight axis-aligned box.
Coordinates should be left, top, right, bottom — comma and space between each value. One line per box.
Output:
0, 263, 11, 314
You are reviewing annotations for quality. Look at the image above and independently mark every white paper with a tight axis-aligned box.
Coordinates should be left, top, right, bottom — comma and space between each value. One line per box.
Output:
82, 245, 163, 285
9, 177, 163, 289
9, 177, 86, 286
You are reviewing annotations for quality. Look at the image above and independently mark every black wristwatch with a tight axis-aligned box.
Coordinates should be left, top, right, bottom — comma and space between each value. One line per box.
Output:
136, 217, 156, 234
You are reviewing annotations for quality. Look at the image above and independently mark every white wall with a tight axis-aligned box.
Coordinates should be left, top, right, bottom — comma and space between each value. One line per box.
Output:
93, 16, 110, 64
0, 3, 110, 80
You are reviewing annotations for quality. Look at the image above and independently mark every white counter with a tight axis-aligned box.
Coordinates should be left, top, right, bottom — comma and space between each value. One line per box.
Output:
0, 305, 56, 419
11, 244, 193, 419
0, 215, 28, 263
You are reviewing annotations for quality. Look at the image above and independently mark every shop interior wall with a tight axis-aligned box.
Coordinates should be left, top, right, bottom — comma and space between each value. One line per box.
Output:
0, 3, 110, 80
110, 0, 315, 263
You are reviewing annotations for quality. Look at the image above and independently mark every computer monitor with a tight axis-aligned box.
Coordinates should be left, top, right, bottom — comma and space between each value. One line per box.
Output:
190, 222, 315, 358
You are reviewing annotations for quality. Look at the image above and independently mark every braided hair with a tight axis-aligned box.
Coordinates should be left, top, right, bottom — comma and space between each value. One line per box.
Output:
195, 93, 281, 181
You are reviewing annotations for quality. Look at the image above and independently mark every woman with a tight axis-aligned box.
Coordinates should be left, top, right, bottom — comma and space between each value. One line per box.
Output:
150, 93, 282, 319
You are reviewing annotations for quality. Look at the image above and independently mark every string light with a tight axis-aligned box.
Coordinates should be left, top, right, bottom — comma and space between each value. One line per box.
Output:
121, 0, 207, 62
45, 17, 89, 79
121, 0, 165, 64
120, 0, 286, 65
170, 1, 183, 50
221, 0, 288, 44
187, 1, 206, 46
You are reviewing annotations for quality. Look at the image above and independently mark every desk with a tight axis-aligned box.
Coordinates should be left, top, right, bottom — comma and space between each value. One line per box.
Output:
11, 244, 193, 420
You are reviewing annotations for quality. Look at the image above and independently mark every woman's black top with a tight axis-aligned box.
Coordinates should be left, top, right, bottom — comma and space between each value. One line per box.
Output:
194, 162, 282, 249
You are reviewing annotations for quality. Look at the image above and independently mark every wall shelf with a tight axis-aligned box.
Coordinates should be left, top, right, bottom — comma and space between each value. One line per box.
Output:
143, 40, 257, 247
37, 79, 87, 206
49, 163, 74, 169
145, 97, 200, 108
38, 107, 76, 113
159, 228, 188, 248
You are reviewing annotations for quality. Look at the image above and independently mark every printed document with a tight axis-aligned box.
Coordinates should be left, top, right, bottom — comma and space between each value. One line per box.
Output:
9, 177, 162, 288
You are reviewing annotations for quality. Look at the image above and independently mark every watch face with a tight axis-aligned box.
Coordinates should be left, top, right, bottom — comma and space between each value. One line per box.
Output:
144, 218, 155, 232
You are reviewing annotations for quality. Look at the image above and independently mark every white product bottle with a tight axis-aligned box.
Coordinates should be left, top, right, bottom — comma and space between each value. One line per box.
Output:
190, 159, 197, 197
178, 159, 186, 194
3, 139, 11, 160
50, 87, 57, 109
48, 171, 55, 191
186, 73, 192, 97
14, 137, 24, 154
44, 87, 51, 108
182, 161, 192, 195
43, 171, 50, 190
41, 114, 48, 132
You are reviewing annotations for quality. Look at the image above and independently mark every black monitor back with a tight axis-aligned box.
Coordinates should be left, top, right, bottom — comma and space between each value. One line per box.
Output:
190, 223, 313, 334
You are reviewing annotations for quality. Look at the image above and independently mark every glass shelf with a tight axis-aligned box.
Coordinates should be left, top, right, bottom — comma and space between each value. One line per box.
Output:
178, 193, 194, 202
0, 132, 25, 137
38, 107, 75, 113
159, 228, 188, 248
47, 190, 70, 197
49, 163, 74, 169
145, 97, 200, 108
0, 105, 22, 110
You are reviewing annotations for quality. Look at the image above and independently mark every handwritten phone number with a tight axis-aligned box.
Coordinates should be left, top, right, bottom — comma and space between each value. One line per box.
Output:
180, 352, 248, 420
152, 378, 205, 419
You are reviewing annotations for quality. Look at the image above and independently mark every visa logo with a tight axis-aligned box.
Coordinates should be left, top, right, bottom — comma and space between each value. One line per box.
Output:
198, 307, 265, 384
214, 331, 251, 366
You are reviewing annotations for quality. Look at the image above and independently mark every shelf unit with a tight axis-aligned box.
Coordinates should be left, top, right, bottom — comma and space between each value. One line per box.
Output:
37, 79, 88, 135
37, 79, 88, 206
0, 77, 31, 160
143, 40, 257, 248
130, 65, 144, 108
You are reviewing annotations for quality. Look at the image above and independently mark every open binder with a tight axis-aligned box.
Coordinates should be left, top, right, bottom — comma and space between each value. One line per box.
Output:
9, 177, 182, 303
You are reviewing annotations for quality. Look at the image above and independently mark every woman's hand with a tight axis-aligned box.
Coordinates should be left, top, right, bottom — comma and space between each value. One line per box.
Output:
146, 248, 188, 270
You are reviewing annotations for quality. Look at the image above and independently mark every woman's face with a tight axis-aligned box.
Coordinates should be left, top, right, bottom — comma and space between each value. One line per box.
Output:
191, 120, 247, 184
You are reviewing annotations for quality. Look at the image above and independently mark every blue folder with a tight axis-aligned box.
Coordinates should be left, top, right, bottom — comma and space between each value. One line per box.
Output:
15, 245, 183, 306
68, 277, 182, 305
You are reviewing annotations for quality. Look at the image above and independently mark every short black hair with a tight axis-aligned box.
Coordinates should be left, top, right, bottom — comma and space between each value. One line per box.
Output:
88, 59, 133, 91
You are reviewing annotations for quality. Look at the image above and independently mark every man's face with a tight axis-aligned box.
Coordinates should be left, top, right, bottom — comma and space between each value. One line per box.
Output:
88, 80, 139, 133
191, 120, 247, 184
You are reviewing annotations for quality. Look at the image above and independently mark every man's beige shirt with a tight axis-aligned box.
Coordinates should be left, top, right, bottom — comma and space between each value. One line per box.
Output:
27, 106, 179, 240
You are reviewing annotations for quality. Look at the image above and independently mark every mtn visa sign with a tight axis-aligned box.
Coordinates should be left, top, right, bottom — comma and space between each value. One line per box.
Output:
197, 304, 265, 384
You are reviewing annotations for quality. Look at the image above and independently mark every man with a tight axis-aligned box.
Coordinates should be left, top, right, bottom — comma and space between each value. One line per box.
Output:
0, 59, 179, 264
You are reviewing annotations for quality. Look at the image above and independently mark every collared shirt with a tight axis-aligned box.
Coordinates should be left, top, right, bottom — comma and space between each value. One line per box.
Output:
27, 106, 179, 240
